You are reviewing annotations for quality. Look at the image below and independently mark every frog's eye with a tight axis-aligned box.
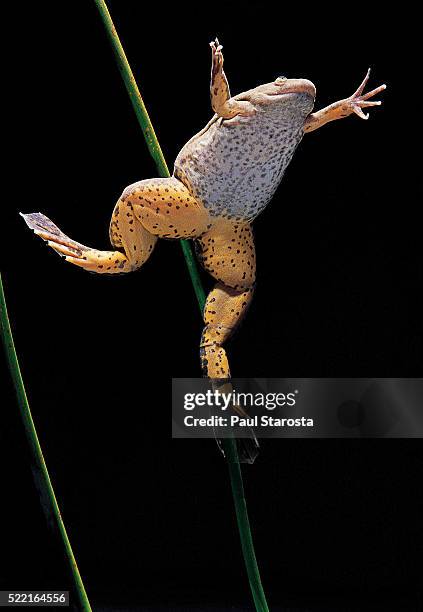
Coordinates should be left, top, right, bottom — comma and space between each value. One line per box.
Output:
275, 76, 287, 84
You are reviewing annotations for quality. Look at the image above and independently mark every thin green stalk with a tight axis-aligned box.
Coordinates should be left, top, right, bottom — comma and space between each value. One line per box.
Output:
224, 439, 270, 612
0, 273, 91, 611
93, 3, 270, 611
92, 0, 206, 308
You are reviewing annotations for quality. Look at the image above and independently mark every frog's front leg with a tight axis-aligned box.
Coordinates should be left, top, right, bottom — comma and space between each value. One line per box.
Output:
196, 220, 256, 378
304, 68, 386, 133
209, 39, 256, 120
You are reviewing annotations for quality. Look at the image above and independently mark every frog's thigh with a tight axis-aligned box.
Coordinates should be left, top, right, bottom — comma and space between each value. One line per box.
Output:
196, 221, 256, 378
196, 220, 256, 289
123, 177, 211, 239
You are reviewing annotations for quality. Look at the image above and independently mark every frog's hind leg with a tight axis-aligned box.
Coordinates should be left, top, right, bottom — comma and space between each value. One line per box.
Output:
122, 177, 212, 239
21, 200, 157, 274
21, 177, 210, 273
195, 220, 256, 378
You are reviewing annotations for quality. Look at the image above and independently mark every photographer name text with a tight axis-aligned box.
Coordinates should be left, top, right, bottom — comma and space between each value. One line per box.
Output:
184, 415, 313, 428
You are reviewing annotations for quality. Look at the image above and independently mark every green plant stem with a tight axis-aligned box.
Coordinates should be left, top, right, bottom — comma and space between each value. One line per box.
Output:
223, 439, 270, 612
0, 273, 91, 611
93, 2, 270, 611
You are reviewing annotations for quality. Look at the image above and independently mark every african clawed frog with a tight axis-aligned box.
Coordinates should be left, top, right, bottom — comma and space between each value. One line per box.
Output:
22, 39, 386, 379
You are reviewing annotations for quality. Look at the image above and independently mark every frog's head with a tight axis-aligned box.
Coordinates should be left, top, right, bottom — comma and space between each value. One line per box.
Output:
242, 76, 316, 120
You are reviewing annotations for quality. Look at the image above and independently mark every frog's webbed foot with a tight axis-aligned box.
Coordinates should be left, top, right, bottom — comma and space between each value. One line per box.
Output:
347, 68, 386, 120
21, 212, 115, 270
21, 207, 156, 274
209, 38, 256, 120
20, 212, 89, 258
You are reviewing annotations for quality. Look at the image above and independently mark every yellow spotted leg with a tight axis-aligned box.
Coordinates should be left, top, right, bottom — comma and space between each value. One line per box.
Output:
196, 220, 256, 379
21, 178, 256, 383
21, 177, 211, 274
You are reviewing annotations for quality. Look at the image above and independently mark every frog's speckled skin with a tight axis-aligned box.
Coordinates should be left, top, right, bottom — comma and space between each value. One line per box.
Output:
174, 91, 313, 221
21, 40, 386, 379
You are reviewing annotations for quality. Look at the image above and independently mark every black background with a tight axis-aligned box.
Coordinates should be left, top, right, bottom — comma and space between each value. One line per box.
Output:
1, 1, 422, 610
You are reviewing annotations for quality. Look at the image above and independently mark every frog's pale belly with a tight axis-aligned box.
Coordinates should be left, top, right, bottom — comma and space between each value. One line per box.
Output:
174, 110, 305, 221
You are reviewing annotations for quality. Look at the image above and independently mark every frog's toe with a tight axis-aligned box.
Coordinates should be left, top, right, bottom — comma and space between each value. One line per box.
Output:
64, 255, 100, 270
353, 68, 371, 97
47, 241, 82, 258
209, 37, 222, 51
360, 84, 386, 100
210, 38, 223, 66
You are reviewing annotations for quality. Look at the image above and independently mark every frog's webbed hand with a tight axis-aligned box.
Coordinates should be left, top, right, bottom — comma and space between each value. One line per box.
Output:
209, 38, 256, 119
304, 68, 386, 133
